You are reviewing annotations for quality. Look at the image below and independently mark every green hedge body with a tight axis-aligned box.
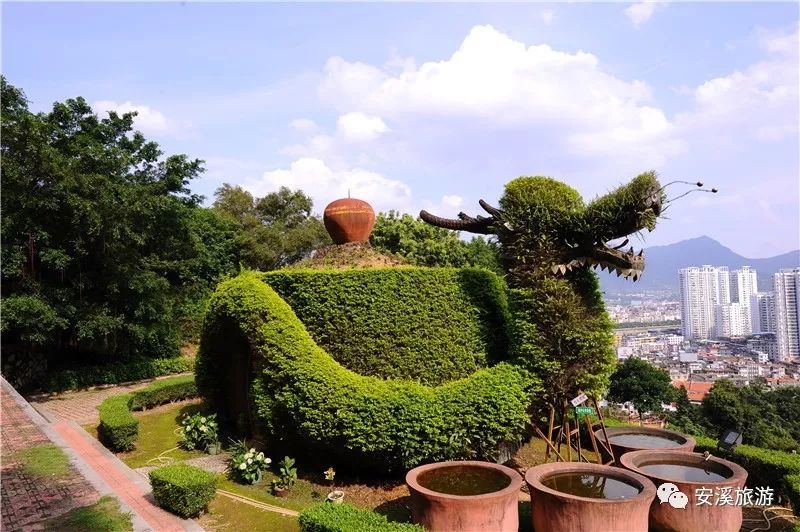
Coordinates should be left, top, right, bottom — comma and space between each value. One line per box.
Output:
45, 356, 194, 392
695, 436, 800, 512
299, 504, 422, 532
98, 375, 198, 451
129, 374, 197, 410
196, 271, 536, 472
262, 268, 510, 385
149, 463, 216, 518
98, 394, 137, 451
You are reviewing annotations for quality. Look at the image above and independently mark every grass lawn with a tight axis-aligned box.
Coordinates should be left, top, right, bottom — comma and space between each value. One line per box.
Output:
42, 495, 132, 532
84, 400, 206, 469
198, 494, 300, 532
13, 443, 71, 478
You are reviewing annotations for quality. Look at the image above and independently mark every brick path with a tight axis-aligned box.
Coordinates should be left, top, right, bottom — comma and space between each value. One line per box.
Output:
28, 373, 191, 424
2, 377, 198, 532
1, 385, 99, 531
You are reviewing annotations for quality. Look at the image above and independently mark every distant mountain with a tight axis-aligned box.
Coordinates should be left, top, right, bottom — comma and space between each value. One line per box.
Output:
598, 236, 800, 294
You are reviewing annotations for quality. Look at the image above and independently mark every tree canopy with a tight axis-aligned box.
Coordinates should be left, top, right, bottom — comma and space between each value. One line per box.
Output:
369, 211, 501, 272
607, 357, 674, 417
0, 77, 238, 383
212, 184, 330, 271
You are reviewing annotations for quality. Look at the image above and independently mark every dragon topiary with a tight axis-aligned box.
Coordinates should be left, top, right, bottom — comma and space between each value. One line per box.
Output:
420, 172, 713, 403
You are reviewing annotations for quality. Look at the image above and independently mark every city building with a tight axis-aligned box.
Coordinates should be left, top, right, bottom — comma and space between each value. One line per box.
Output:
747, 333, 779, 361
714, 302, 749, 337
731, 266, 758, 334
750, 292, 776, 333
774, 268, 800, 361
679, 266, 730, 339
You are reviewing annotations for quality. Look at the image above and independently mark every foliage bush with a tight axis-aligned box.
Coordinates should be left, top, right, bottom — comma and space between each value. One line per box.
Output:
299, 503, 423, 532
45, 356, 194, 392
272, 456, 298, 490
694, 436, 800, 513
98, 394, 138, 451
196, 272, 536, 472
180, 413, 219, 450
230, 440, 272, 484
98, 375, 199, 451
262, 267, 510, 385
149, 463, 217, 518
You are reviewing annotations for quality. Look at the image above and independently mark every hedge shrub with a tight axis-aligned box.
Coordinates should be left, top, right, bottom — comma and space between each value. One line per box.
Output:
129, 374, 197, 410
695, 435, 800, 513
299, 504, 422, 532
45, 356, 194, 392
149, 463, 216, 518
98, 394, 137, 451
262, 268, 510, 385
98, 375, 198, 451
197, 271, 537, 472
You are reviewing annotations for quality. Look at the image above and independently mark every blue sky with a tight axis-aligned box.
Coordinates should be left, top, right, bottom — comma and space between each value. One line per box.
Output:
3, 2, 798, 257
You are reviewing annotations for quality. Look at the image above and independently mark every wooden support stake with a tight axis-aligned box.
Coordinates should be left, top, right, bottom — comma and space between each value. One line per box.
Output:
592, 396, 616, 465
534, 425, 565, 462
574, 409, 583, 461
585, 415, 601, 464
563, 401, 572, 462
545, 406, 555, 461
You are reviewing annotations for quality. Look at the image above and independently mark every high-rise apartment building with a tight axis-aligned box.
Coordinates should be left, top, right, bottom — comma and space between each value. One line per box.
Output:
774, 268, 800, 361
731, 266, 758, 334
679, 266, 731, 339
714, 302, 749, 337
750, 292, 776, 333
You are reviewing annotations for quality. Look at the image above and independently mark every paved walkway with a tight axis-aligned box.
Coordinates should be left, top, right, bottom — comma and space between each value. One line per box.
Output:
1, 377, 199, 532
1, 384, 99, 531
28, 373, 191, 424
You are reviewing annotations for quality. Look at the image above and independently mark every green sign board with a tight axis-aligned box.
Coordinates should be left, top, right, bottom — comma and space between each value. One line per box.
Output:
575, 406, 594, 416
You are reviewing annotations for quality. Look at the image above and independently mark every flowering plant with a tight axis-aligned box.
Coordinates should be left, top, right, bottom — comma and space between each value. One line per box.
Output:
180, 413, 218, 451
230, 440, 271, 484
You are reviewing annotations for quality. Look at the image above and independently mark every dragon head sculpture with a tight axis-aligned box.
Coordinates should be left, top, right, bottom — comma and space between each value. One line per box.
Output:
421, 171, 666, 282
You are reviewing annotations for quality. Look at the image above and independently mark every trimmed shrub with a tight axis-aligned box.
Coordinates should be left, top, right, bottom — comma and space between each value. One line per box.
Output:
149, 463, 216, 518
45, 356, 194, 392
98, 394, 137, 451
262, 268, 510, 385
130, 374, 197, 410
197, 272, 536, 472
299, 504, 422, 532
98, 375, 198, 451
695, 436, 800, 512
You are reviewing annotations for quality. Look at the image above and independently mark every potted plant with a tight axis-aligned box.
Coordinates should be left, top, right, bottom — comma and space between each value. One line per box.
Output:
324, 467, 344, 504
230, 439, 271, 485
271, 456, 297, 497
206, 440, 221, 455
180, 413, 219, 453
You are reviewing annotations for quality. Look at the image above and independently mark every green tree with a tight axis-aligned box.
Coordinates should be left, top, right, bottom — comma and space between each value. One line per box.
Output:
212, 184, 329, 271
370, 211, 501, 271
0, 77, 238, 381
701, 380, 798, 451
607, 358, 674, 419
666, 386, 707, 437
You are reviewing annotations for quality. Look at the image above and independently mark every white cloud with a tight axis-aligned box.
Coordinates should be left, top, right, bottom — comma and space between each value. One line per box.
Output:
336, 112, 390, 142
289, 118, 318, 132
677, 25, 799, 143
540, 9, 555, 26
442, 195, 463, 208
624, 2, 663, 27
245, 157, 412, 214
93, 100, 173, 135
319, 25, 680, 164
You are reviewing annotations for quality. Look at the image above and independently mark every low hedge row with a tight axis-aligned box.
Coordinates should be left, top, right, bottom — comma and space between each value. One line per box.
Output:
98, 375, 198, 451
45, 356, 194, 392
197, 272, 537, 472
98, 394, 137, 451
694, 435, 800, 512
262, 268, 510, 385
149, 463, 216, 518
299, 504, 422, 532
